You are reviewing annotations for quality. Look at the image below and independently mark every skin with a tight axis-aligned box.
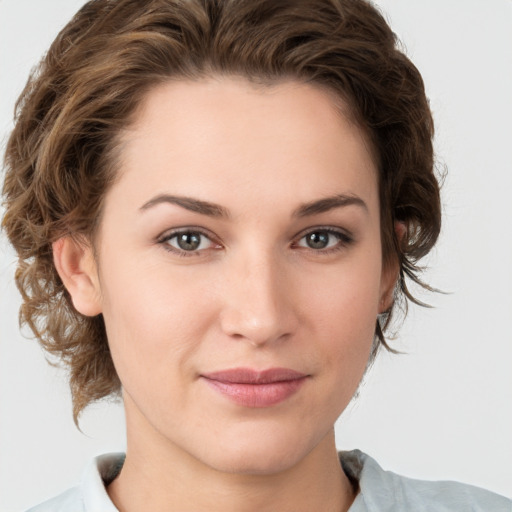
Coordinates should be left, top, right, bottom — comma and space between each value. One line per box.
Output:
54, 77, 397, 512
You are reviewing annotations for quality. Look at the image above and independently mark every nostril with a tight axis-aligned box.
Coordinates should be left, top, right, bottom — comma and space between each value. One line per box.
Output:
217, 260, 298, 345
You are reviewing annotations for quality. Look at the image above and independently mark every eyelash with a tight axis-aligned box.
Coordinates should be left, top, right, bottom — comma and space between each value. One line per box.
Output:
157, 227, 354, 257
157, 227, 219, 257
293, 227, 354, 255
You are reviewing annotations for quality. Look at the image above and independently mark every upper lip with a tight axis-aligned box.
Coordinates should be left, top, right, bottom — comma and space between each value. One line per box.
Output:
201, 367, 308, 384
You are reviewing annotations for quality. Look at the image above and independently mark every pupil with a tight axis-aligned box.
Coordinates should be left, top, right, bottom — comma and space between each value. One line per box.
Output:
307, 232, 329, 249
177, 232, 201, 251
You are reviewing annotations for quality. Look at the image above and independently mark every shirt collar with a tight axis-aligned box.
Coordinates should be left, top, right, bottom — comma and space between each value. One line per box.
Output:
81, 450, 388, 512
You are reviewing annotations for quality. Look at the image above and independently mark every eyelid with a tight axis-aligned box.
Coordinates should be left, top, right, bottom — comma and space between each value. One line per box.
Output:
155, 225, 354, 257
157, 226, 222, 256
293, 226, 354, 252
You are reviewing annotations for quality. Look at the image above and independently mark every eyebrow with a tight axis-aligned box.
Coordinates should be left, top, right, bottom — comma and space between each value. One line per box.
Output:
139, 193, 367, 219
293, 194, 368, 218
139, 194, 229, 218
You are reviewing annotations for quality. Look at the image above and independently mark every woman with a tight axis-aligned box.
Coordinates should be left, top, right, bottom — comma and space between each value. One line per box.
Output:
2, 0, 510, 510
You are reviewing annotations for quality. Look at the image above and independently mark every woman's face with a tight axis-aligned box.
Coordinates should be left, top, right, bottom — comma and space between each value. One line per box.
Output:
86, 77, 394, 474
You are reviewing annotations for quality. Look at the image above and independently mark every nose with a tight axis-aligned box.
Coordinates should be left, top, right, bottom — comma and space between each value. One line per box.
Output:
219, 251, 298, 347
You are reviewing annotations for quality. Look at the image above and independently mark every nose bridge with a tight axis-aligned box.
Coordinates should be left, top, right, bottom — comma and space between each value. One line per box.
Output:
219, 246, 295, 345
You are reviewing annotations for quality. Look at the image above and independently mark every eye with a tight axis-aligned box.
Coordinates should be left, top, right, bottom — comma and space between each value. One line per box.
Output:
296, 228, 352, 251
160, 229, 216, 254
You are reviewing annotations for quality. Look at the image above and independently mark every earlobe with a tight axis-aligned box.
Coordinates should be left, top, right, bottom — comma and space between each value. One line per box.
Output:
379, 221, 406, 313
52, 237, 102, 316
379, 269, 397, 314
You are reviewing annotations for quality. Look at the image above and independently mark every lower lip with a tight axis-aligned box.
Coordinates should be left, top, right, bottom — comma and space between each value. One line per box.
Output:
203, 377, 307, 407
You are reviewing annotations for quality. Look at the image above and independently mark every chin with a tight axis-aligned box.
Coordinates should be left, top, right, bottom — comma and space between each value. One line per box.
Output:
197, 423, 323, 476
209, 446, 302, 476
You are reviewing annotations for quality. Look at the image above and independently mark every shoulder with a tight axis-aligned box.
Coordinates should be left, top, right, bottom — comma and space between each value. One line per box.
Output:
340, 450, 512, 512
25, 453, 124, 512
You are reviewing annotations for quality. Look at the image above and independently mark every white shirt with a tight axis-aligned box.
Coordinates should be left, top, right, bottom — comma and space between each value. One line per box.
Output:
26, 450, 511, 511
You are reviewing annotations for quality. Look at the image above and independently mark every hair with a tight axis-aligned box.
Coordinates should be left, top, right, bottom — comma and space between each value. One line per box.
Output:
2, 0, 441, 423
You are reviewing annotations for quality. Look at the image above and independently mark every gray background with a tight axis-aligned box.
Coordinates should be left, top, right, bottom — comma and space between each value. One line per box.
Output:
1, 1, 511, 510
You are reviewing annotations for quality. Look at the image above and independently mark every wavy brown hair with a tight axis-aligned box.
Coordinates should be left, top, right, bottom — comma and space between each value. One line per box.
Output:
2, 0, 441, 423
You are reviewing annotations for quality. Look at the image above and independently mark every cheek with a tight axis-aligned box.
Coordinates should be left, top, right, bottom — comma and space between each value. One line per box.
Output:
98, 258, 216, 388
304, 253, 382, 333
301, 254, 381, 379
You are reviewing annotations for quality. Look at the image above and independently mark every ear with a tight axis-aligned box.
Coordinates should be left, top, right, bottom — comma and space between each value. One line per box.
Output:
379, 221, 406, 313
52, 236, 102, 316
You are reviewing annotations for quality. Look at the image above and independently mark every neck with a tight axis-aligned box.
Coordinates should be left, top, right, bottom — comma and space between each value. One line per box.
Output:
108, 402, 356, 512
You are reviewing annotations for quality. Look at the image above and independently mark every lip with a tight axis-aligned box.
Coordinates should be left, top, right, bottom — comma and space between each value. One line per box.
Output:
201, 367, 308, 408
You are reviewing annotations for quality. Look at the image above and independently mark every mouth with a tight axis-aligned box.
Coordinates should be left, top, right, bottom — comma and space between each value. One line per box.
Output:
200, 367, 309, 407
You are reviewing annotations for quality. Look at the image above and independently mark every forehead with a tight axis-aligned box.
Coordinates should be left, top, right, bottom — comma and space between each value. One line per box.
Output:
109, 77, 378, 218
